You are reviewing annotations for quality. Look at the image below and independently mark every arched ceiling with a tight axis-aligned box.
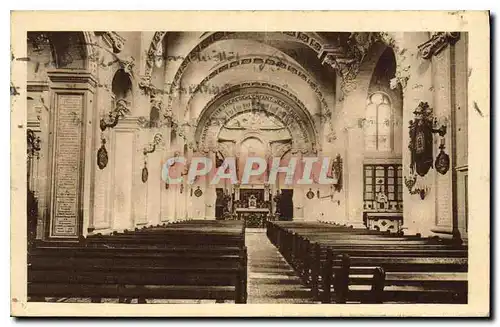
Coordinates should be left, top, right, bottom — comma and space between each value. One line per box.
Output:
147, 32, 347, 120
156, 32, 344, 122
146, 31, 341, 84
142, 31, 394, 150
194, 82, 318, 154
185, 52, 328, 119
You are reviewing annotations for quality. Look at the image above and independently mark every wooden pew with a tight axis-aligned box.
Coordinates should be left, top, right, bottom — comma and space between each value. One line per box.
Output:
266, 221, 468, 304
86, 220, 246, 248
28, 220, 248, 303
28, 245, 248, 303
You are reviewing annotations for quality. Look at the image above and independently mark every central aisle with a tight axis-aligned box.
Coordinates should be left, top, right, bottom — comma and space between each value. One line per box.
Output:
246, 229, 317, 304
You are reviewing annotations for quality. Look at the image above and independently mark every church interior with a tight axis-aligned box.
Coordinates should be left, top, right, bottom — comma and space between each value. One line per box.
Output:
25, 31, 469, 304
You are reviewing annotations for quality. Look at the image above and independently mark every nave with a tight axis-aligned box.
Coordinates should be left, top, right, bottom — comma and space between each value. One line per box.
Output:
24, 30, 472, 306
28, 219, 467, 304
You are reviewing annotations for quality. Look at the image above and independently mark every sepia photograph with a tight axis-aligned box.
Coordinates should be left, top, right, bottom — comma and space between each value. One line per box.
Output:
10, 11, 490, 317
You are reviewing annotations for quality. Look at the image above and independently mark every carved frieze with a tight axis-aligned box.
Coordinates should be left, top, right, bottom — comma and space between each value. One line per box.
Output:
418, 32, 460, 59
323, 32, 389, 100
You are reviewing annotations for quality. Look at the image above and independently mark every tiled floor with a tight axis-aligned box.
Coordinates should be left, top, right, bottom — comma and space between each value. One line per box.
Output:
246, 229, 317, 304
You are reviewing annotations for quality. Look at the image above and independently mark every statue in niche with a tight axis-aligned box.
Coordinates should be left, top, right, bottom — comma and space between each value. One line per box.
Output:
248, 195, 257, 209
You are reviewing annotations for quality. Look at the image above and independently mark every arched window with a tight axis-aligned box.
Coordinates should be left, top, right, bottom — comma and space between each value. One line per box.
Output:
365, 92, 393, 152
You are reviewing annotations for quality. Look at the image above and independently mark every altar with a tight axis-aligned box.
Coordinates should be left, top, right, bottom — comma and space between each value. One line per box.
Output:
235, 207, 270, 228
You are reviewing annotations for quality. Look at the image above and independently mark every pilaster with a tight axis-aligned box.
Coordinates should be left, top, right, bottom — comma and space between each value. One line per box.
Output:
398, 32, 436, 237
46, 70, 97, 239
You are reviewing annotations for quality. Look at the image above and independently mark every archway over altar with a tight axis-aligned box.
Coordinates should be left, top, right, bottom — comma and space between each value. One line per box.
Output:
193, 83, 319, 224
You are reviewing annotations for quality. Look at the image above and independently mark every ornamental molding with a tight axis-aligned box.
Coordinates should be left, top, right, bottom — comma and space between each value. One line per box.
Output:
322, 32, 396, 100
417, 32, 460, 59
99, 32, 126, 54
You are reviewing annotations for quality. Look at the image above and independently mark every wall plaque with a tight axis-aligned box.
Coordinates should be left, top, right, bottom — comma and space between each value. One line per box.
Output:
50, 94, 84, 237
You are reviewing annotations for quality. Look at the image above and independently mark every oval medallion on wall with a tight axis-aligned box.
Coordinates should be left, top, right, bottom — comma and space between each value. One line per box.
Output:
194, 187, 203, 197
97, 144, 108, 170
435, 150, 450, 175
306, 189, 314, 199
142, 167, 149, 183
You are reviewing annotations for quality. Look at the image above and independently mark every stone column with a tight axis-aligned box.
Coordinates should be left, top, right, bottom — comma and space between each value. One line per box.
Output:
46, 70, 97, 239
292, 151, 304, 220
341, 80, 371, 229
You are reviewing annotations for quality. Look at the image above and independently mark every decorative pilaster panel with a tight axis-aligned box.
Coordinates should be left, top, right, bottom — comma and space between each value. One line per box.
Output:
47, 70, 96, 239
